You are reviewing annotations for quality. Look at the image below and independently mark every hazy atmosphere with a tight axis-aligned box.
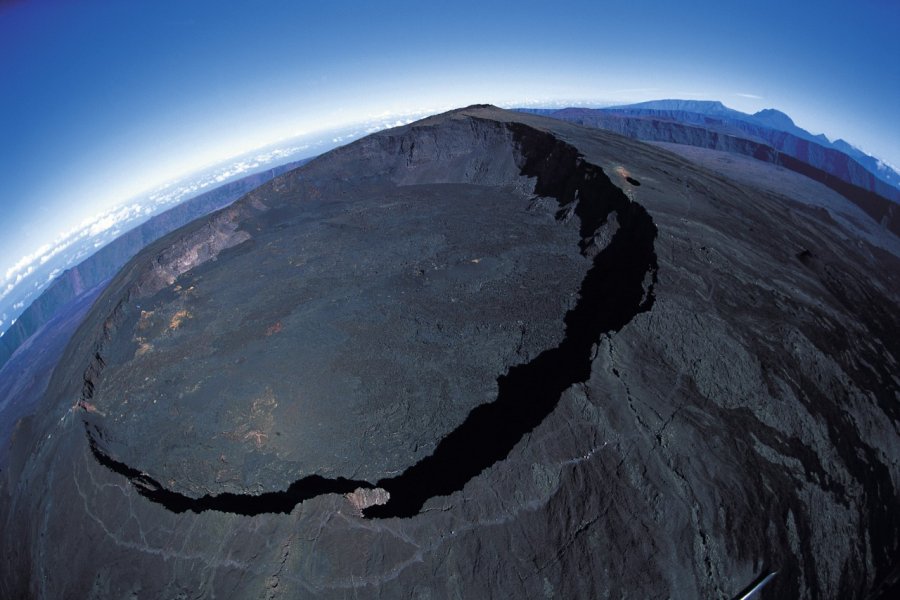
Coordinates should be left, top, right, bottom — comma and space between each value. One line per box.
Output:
2, 0, 898, 283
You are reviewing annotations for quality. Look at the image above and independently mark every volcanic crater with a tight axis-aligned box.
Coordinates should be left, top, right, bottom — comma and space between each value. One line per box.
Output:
76, 109, 658, 516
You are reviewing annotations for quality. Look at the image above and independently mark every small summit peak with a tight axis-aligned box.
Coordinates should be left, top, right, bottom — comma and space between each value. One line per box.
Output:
832, 138, 859, 153
752, 108, 796, 129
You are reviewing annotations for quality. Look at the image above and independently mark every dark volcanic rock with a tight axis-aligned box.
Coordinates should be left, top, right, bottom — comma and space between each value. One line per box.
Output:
1, 106, 898, 599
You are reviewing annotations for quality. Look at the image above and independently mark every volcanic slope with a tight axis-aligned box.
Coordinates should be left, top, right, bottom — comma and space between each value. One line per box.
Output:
1, 106, 898, 599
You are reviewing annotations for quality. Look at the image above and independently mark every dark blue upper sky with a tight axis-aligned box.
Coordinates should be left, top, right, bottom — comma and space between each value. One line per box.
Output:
1, 0, 898, 282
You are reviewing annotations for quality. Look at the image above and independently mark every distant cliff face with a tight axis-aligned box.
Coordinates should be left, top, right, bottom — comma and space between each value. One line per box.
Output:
1, 107, 897, 599
564, 100, 900, 195
535, 107, 900, 236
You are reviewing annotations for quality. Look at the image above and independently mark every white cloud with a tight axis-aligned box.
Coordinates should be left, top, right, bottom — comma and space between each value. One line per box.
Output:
12, 301, 24, 310
1, 212, 127, 304
877, 158, 898, 173
88, 214, 122, 237
735, 93, 763, 99
13, 266, 35, 285
5, 243, 51, 281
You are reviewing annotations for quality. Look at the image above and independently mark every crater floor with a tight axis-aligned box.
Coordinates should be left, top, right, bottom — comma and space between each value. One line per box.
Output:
91, 182, 589, 496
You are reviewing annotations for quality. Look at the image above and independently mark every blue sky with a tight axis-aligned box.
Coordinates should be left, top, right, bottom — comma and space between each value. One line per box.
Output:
1, 0, 898, 286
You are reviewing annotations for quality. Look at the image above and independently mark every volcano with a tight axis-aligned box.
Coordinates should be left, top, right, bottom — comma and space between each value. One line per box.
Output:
1, 106, 897, 599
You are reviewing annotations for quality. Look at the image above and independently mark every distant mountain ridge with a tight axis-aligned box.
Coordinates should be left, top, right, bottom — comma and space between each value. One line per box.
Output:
518, 101, 899, 235
614, 100, 890, 160
521, 100, 900, 197
631, 101, 832, 146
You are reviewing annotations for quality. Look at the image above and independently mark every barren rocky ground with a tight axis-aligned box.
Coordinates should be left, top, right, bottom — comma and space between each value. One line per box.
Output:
1, 106, 897, 599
